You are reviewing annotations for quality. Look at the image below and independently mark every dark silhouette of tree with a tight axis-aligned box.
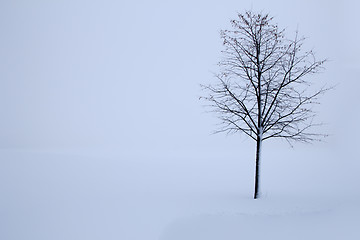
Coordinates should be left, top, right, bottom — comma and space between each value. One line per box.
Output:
201, 11, 329, 199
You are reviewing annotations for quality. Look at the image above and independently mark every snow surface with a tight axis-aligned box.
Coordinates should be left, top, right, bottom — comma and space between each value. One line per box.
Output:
1, 149, 359, 240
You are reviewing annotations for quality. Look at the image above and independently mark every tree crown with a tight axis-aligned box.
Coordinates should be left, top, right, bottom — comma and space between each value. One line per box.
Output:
202, 11, 328, 144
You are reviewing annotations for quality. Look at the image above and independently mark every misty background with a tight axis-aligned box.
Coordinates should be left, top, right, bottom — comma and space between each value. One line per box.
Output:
1, 0, 358, 184
1, 0, 356, 150
1, 0, 359, 188
0, 0, 359, 239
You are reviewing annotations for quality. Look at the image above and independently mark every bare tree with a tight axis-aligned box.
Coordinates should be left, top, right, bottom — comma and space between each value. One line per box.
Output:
201, 11, 329, 199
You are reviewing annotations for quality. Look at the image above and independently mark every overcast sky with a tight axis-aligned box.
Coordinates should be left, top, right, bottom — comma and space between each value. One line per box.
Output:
0, 0, 358, 160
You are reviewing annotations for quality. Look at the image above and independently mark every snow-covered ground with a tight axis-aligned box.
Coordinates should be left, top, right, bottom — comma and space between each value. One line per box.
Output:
1, 148, 359, 240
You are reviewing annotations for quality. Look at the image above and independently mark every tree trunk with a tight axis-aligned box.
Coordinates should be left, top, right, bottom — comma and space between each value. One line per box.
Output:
254, 134, 262, 199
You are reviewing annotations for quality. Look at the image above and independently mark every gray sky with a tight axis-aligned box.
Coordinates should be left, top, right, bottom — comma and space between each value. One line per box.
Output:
0, 0, 358, 160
